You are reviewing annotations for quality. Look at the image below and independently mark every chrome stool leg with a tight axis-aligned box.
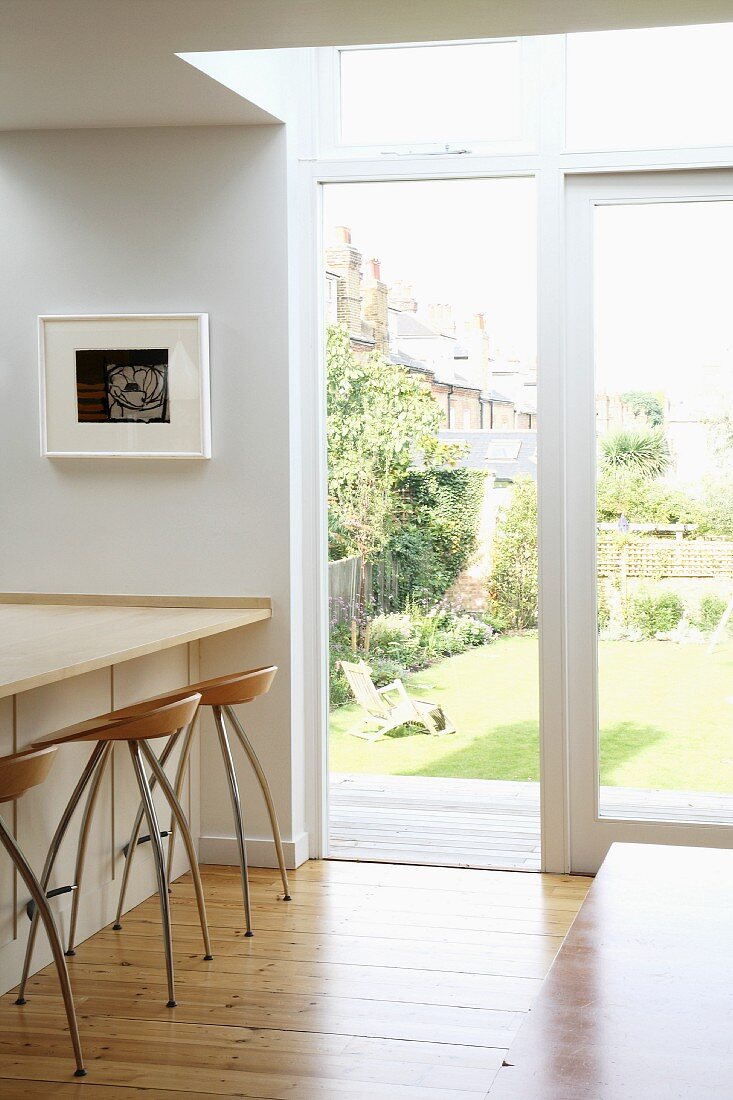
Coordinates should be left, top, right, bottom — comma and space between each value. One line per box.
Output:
113, 728, 183, 930
66, 742, 113, 955
163, 721, 197, 888
224, 704, 291, 901
213, 705, 253, 937
128, 740, 177, 1007
0, 817, 86, 1077
140, 740, 213, 960
17, 741, 107, 1004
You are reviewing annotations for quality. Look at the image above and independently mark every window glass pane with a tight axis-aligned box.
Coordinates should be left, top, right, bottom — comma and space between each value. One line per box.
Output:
594, 198, 733, 821
567, 24, 733, 151
323, 178, 539, 869
339, 41, 521, 146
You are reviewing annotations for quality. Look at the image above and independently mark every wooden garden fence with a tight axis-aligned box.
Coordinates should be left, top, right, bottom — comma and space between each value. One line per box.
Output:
328, 554, 399, 624
597, 536, 733, 581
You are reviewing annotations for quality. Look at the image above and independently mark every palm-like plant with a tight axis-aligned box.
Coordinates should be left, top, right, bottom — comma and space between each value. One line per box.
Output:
600, 428, 671, 479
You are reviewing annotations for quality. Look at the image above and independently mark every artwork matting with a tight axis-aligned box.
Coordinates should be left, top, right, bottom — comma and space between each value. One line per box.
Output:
38, 314, 211, 458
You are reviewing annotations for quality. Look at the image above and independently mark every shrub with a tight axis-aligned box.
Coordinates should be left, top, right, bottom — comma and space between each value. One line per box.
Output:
596, 470, 700, 526
482, 611, 506, 634
597, 584, 611, 631
365, 656, 410, 688
433, 628, 468, 657
329, 607, 493, 710
452, 615, 494, 647
628, 590, 684, 637
368, 614, 425, 668
328, 623, 354, 708
696, 594, 727, 633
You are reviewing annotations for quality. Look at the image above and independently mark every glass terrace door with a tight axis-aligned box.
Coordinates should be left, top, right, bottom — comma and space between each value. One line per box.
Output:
565, 172, 733, 872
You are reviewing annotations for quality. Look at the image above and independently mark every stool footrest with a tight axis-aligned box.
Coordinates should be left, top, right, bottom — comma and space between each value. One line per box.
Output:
122, 829, 170, 858
26, 884, 77, 921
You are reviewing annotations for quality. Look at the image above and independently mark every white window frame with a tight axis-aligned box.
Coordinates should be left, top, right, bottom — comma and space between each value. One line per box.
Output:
300, 32, 733, 871
317, 37, 540, 161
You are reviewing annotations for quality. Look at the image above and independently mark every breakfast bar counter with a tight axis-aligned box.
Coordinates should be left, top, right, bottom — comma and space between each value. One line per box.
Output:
0, 592, 272, 995
0, 594, 272, 699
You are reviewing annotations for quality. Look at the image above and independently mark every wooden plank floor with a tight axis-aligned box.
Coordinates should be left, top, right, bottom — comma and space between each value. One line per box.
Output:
330, 774, 733, 871
0, 861, 590, 1099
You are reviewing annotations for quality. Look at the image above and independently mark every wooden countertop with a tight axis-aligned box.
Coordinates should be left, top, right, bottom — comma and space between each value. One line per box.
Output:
489, 842, 733, 1100
0, 594, 272, 699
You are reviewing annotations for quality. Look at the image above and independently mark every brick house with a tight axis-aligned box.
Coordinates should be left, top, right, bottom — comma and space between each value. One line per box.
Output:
325, 226, 535, 431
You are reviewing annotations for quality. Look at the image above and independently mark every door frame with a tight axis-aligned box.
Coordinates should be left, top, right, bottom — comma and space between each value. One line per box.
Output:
308, 163, 565, 870
564, 170, 733, 872
300, 38, 733, 872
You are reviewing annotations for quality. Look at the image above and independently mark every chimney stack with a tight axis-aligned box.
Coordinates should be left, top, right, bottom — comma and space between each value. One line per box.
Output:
388, 280, 418, 314
427, 303, 455, 337
362, 257, 389, 353
325, 227, 363, 339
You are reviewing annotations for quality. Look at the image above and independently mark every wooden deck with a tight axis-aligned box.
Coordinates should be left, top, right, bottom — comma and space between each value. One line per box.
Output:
0, 861, 591, 1098
330, 775, 542, 871
330, 774, 733, 872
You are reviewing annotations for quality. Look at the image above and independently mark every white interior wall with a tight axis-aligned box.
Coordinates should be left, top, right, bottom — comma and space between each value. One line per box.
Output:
0, 123, 306, 858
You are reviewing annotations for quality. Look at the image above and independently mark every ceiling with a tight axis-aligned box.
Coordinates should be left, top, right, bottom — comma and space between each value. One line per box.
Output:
2, 0, 733, 129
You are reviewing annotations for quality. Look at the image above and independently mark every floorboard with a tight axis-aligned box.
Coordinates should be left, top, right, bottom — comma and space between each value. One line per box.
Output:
0, 862, 590, 1099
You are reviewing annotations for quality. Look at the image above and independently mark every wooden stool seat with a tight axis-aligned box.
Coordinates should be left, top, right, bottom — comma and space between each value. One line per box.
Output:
17, 693, 211, 1013
185, 666, 277, 707
104, 666, 277, 711
0, 746, 86, 1076
0, 745, 57, 803
113, 664, 290, 942
31, 695, 201, 746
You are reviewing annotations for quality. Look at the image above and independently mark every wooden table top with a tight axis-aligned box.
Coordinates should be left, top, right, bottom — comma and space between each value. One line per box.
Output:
0, 595, 271, 699
490, 842, 733, 1100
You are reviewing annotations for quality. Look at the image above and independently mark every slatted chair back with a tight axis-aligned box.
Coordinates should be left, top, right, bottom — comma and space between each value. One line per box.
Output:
340, 660, 389, 717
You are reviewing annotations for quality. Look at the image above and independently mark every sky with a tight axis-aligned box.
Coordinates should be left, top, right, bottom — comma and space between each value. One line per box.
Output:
595, 200, 733, 399
323, 178, 537, 364
326, 23, 733, 399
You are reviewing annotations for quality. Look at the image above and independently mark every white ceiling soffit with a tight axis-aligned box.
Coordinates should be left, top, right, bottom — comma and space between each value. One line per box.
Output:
2, 0, 733, 130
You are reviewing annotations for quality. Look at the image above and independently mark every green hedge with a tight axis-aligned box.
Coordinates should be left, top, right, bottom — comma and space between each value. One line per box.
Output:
387, 468, 486, 607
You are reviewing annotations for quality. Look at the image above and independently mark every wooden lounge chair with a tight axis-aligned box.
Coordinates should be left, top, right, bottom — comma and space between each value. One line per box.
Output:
339, 659, 456, 742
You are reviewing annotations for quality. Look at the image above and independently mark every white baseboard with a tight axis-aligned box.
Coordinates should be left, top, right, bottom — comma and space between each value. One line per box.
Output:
198, 831, 310, 870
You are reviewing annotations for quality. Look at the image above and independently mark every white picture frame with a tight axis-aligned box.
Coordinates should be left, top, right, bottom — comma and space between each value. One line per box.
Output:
38, 313, 211, 458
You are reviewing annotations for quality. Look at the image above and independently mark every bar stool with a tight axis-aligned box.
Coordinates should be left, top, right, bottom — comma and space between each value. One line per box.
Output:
0, 745, 86, 1076
112, 665, 289, 941
15, 693, 210, 1010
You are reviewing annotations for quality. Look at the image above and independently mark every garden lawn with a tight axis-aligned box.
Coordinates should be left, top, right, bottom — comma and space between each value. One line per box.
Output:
329, 634, 733, 792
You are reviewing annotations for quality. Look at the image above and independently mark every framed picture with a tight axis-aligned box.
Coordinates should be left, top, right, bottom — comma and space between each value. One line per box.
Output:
38, 314, 210, 458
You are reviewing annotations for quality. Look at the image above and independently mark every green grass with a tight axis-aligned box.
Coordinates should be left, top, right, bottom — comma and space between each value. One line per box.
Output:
329, 635, 733, 792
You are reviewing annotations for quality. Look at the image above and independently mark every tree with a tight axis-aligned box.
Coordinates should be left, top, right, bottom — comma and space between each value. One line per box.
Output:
488, 476, 538, 630
621, 391, 665, 427
600, 428, 671, 479
326, 325, 460, 636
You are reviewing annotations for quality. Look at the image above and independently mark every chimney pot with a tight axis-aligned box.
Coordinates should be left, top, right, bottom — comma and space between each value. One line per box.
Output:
366, 257, 381, 281
335, 226, 351, 244
474, 312, 486, 331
